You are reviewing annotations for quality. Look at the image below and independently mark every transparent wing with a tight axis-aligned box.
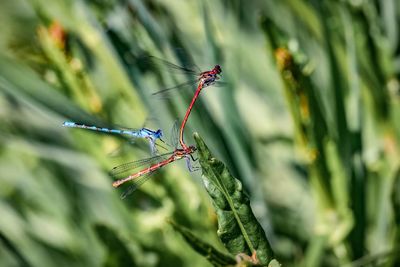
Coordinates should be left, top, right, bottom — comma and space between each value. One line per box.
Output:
151, 76, 225, 99
151, 80, 198, 99
109, 152, 172, 179
120, 171, 157, 199
154, 141, 168, 154
140, 116, 160, 128
144, 55, 200, 75
170, 120, 179, 149
172, 47, 203, 74
210, 81, 229, 88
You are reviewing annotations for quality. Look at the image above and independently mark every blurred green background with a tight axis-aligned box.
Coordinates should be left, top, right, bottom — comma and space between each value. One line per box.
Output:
0, 0, 399, 266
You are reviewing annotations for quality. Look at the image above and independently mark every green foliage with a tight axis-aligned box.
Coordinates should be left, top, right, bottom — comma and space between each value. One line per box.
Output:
194, 133, 275, 266
93, 224, 137, 267
169, 220, 237, 267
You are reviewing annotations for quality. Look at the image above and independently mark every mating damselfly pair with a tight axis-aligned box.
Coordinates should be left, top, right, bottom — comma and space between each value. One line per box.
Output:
63, 56, 222, 198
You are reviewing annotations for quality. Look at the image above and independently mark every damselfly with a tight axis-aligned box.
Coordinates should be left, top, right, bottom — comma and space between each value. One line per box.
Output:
111, 145, 197, 198
148, 56, 222, 151
63, 121, 164, 155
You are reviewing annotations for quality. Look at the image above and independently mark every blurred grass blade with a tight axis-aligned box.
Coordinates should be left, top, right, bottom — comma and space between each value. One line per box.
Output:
260, 16, 289, 51
37, 24, 90, 110
193, 133, 275, 265
93, 224, 137, 267
319, 3, 350, 150
0, 231, 32, 267
168, 220, 236, 267
343, 249, 400, 267
0, 55, 96, 122
392, 168, 400, 226
391, 168, 400, 266
303, 234, 327, 267
274, 47, 333, 207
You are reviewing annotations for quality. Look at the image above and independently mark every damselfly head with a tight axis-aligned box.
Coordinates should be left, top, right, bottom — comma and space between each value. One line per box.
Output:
187, 145, 197, 153
155, 129, 163, 138
214, 65, 222, 74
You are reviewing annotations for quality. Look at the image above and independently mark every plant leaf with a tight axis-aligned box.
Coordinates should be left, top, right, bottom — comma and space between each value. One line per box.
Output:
168, 220, 237, 267
193, 133, 276, 265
